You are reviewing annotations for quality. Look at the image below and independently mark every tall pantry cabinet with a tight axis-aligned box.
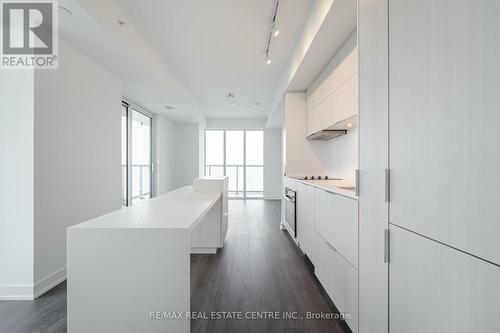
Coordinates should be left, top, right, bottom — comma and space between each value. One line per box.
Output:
358, 0, 500, 332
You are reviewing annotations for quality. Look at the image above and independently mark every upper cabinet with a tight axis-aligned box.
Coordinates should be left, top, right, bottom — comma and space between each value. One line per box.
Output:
306, 38, 358, 137
389, 0, 500, 266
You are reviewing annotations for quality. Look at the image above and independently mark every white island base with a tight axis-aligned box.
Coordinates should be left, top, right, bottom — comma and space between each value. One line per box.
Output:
67, 178, 228, 333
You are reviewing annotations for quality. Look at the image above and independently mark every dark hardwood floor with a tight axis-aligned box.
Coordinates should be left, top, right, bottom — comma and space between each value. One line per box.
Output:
190, 199, 349, 333
0, 281, 66, 333
0, 200, 349, 333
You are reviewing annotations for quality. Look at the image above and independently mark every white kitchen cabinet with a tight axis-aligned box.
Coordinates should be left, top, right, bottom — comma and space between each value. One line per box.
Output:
389, 0, 500, 265
390, 225, 500, 333
307, 46, 358, 112
283, 176, 296, 191
358, 0, 390, 330
327, 243, 358, 333
314, 232, 330, 291
313, 187, 329, 240
296, 182, 315, 262
314, 232, 359, 333
359, 0, 500, 332
326, 193, 358, 269
306, 44, 358, 137
314, 187, 358, 268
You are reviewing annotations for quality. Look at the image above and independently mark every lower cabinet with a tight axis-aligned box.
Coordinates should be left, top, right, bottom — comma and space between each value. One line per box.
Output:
315, 232, 359, 333
390, 226, 500, 333
296, 182, 315, 261
314, 188, 358, 268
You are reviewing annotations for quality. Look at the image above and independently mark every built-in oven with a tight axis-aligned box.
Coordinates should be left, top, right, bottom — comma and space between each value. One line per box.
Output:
284, 187, 297, 238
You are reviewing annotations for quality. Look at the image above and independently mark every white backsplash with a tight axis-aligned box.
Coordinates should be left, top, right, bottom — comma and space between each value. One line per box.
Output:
323, 127, 358, 183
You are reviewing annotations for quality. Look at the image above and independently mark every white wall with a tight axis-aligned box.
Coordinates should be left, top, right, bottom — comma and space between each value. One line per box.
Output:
155, 115, 176, 194
283, 93, 326, 176
171, 123, 200, 189
33, 40, 122, 295
0, 69, 35, 299
264, 128, 282, 199
198, 122, 206, 177
155, 116, 201, 193
323, 128, 358, 182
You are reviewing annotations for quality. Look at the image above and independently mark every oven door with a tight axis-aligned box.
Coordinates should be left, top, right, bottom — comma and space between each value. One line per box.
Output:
284, 189, 296, 238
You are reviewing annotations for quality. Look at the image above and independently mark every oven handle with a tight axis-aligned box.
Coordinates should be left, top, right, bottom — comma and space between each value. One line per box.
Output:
285, 194, 295, 202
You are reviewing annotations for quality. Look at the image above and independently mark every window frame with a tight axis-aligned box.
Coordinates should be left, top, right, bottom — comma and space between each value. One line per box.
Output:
204, 128, 265, 199
122, 101, 154, 206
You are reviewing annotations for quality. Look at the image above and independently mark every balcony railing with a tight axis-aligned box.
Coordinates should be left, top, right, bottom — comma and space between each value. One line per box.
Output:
122, 164, 151, 205
206, 164, 263, 197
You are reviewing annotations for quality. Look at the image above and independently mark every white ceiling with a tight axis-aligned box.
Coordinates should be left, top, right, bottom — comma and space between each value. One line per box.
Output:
59, 0, 204, 123
114, 0, 314, 119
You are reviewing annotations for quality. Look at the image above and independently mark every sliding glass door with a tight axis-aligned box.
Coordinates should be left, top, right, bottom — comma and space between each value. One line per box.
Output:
205, 129, 264, 198
245, 130, 264, 198
226, 130, 245, 196
121, 105, 128, 206
122, 102, 153, 206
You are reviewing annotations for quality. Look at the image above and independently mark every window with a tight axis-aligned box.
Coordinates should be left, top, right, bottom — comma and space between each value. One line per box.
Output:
245, 130, 264, 197
204, 129, 264, 198
121, 102, 153, 206
121, 105, 128, 206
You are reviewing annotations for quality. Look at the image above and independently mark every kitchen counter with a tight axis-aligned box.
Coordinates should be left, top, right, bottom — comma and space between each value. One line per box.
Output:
67, 183, 225, 333
69, 185, 220, 230
288, 177, 358, 200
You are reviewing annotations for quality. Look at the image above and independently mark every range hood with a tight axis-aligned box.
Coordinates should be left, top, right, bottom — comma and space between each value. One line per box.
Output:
307, 130, 347, 140
307, 115, 358, 141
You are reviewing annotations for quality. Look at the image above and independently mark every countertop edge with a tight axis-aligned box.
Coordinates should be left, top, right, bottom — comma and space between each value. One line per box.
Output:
286, 177, 358, 200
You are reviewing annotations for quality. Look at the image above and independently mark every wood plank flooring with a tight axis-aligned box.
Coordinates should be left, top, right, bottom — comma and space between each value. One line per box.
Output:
0, 281, 67, 333
0, 200, 350, 333
190, 199, 350, 333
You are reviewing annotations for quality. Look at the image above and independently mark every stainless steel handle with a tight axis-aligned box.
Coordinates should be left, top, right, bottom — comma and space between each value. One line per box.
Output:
385, 168, 390, 203
384, 229, 390, 263
355, 169, 360, 196
325, 241, 337, 252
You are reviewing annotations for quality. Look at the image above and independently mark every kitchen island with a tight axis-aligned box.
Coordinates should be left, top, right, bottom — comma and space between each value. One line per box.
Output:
67, 178, 227, 333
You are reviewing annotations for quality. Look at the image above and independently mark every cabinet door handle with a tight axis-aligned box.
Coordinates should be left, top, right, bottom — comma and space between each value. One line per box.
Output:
355, 169, 360, 196
384, 229, 390, 263
326, 241, 337, 252
385, 168, 390, 203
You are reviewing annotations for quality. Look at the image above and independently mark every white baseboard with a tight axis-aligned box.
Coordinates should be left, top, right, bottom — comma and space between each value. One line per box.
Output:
34, 267, 66, 299
0, 284, 34, 300
190, 247, 217, 254
280, 220, 287, 231
0, 267, 66, 300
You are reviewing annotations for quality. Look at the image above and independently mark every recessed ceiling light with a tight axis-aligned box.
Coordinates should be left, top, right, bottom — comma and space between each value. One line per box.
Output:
164, 105, 175, 110
58, 6, 72, 16
274, 29, 280, 37
346, 123, 353, 127
229, 102, 236, 107
266, 58, 272, 65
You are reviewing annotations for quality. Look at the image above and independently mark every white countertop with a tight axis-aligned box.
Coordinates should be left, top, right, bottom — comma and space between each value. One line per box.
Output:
288, 177, 358, 200
69, 186, 221, 230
